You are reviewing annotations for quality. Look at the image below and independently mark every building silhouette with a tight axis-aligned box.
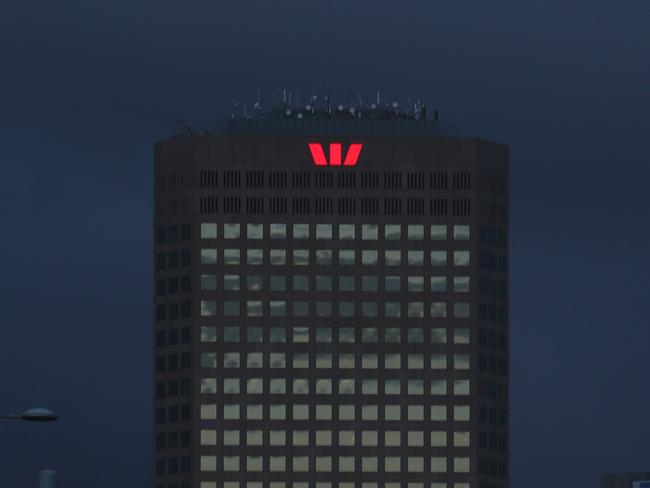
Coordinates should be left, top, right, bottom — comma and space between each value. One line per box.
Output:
153, 110, 509, 488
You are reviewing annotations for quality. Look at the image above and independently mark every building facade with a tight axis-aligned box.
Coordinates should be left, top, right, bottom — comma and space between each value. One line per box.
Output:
153, 118, 509, 488
602, 473, 650, 488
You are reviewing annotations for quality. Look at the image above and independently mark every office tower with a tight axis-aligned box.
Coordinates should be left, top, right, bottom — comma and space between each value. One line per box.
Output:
153, 108, 509, 488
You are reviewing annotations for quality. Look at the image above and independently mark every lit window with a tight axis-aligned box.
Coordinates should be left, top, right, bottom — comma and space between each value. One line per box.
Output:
431, 354, 447, 369
431, 457, 447, 473
339, 224, 355, 239
223, 378, 239, 394
408, 276, 424, 292
270, 249, 286, 265
430, 251, 447, 266
430, 276, 447, 292
339, 301, 355, 317
200, 327, 217, 342
408, 302, 424, 318
407, 225, 424, 240
247, 327, 263, 343
453, 250, 470, 266
454, 354, 470, 370
431, 380, 447, 395
385, 224, 401, 240
224, 223, 240, 239
431, 431, 447, 447
201, 248, 217, 264
247, 275, 263, 291
293, 224, 309, 239
223, 249, 240, 265
454, 328, 470, 344
293, 249, 309, 265
316, 328, 332, 343
246, 300, 263, 316
201, 378, 217, 393
430, 224, 447, 240
224, 274, 240, 291
292, 275, 309, 291
201, 274, 216, 290
431, 328, 447, 343
201, 352, 217, 368
201, 403, 217, 420
200, 300, 217, 316
385, 328, 400, 343
362, 250, 378, 265
247, 249, 263, 265
453, 224, 470, 240
385, 250, 401, 266
247, 223, 263, 239
362, 224, 378, 240
430, 302, 447, 318
316, 224, 332, 239
453, 302, 470, 318
339, 250, 355, 265
454, 405, 470, 421
200, 455, 217, 472
316, 249, 332, 265
453, 379, 470, 395
270, 223, 286, 239
201, 430, 217, 446
453, 457, 470, 473
385, 379, 400, 395
385, 430, 401, 446
200, 223, 217, 239
362, 328, 378, 343
453, 431, 470, 447
431, 405, 447, 421
270, 327, 286, 343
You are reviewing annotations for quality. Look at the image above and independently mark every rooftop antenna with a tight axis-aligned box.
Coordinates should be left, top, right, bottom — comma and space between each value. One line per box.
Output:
282, 88, 287, 106
376, 90, 381, 105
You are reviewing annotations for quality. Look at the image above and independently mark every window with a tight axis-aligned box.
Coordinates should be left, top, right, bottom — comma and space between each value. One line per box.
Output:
453, 224, 470, 240
270, 223, 286, 239
454, 250, 470, 266
224, 274, 240, 291
385, 224, 401, 240
430, 251, 447, 266
407, 225, 424, 240
385, 250, 401, 266
201, 248, 217, 264
201, 274, 217, 290
339, 224, 355, 239
316, 224, 332, 239
431, 276, 447, 292
293, 224, 309, 239
224, 223, 240, 239
362, 224, 378, 240
201, 223, 217, 239
247, 223, 263, 239
431, 224, 447, 240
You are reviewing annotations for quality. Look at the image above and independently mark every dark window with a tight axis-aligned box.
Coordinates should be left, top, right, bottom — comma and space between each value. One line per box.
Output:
156, 408, 166, 425
156, 254, 166, 270
168, 329, 179, 345
168, 277, 178, 294
156, 227, 167, 244
168, 225, 179, 243
168, 251, 179, 268
180, 327, 191, 343
181, 353, 191, 369
156, 279, 167, 297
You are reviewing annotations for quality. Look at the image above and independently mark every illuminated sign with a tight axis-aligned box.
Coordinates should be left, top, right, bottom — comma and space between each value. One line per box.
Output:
308, 143, 363, 167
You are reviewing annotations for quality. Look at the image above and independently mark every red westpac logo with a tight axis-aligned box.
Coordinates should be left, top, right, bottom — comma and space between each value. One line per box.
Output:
308, 143, 363, 167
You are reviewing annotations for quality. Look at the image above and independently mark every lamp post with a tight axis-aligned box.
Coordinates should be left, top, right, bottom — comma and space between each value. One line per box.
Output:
0, 408, 58, 422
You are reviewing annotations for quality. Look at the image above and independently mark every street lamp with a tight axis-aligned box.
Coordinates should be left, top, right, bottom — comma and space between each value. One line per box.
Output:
0, 408, 58, 422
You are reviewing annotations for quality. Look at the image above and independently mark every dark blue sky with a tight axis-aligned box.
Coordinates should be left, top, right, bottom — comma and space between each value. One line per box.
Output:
1, 0, 649, 487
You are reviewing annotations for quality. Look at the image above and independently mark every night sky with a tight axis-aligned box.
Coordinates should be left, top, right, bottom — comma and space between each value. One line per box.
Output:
1, 0, 649, 487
